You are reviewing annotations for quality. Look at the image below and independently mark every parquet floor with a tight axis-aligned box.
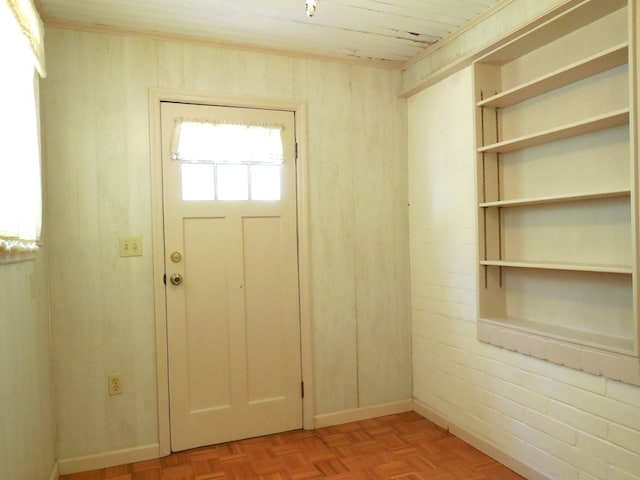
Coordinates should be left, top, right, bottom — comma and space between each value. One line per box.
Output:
60, 412, 524, 480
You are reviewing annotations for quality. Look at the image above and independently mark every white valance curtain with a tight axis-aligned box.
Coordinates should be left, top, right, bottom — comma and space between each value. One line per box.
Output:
171, 118, 284, 164
0, 0, 46, 258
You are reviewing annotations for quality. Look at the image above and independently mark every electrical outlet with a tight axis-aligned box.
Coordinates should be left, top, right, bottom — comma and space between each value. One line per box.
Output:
108, 374, 123, 395
119, 236, 142, 257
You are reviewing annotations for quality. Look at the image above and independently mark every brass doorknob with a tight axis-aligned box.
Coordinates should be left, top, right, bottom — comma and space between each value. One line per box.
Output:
169, 273, 183, 286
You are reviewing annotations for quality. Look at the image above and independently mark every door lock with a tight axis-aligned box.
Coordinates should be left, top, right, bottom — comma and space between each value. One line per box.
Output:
169, 273, 183, 286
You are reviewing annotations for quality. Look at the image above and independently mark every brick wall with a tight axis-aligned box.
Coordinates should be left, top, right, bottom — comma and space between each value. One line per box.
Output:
408, 66, 640, 480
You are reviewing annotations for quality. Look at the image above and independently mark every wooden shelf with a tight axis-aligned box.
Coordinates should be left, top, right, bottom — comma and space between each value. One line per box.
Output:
480, 260, 632, 275
479, 189, 630, 208
479, 316, 635, 354
480, 0, 627, 65
478, 109, 629, 154
478, 43, 628, 109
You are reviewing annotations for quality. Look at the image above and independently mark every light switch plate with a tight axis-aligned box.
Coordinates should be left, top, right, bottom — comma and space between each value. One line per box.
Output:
119, 236, 142, 257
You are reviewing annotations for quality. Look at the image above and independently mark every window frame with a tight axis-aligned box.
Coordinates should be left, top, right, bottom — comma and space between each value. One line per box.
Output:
0, 0, 46, 265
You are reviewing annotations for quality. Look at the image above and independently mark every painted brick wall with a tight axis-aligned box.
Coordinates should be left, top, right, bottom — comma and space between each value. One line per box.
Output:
408, 66, 640, 480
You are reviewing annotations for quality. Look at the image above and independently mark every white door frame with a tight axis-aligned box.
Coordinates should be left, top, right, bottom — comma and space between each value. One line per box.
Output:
149, 89, 314, 456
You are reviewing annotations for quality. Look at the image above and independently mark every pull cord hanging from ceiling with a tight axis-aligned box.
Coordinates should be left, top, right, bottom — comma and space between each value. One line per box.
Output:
305, 0, 316, 17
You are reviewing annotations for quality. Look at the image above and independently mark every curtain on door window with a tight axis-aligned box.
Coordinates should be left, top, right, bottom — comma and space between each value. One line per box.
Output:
171, 119, 284, 164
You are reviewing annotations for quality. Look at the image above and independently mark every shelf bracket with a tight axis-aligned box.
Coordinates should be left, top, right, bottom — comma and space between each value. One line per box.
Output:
483, 207, 488, 289
498, 207, 503, 288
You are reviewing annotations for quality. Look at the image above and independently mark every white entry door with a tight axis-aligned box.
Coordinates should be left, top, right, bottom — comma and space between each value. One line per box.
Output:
160, 101, 302, 452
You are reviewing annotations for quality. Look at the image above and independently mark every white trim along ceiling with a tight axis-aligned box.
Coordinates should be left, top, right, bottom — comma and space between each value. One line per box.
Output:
37, 0, 505, 67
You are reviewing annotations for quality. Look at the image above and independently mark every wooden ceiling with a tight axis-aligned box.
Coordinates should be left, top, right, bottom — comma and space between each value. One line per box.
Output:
38, 0, 503, 67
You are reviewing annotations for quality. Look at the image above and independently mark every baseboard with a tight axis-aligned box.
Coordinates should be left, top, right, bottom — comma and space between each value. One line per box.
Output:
412, 400, 553, 480
313, 399, 413, 428
58, 444, 160, 475
48, 462, 59, 480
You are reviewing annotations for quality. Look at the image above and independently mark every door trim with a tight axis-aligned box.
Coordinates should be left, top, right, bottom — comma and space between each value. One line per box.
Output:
149, 89, 314, 456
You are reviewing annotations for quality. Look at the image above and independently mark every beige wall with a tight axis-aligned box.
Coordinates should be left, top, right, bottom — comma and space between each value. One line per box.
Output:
42, 27, 411, 462
0, 251, 56, 479
408, 64, 640, 480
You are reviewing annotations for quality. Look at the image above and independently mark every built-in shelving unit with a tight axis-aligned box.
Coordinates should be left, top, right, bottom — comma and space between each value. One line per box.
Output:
474, 0, 640, 385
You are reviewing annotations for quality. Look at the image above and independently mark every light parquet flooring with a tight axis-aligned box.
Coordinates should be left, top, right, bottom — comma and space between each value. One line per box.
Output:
60, 412, 524, 480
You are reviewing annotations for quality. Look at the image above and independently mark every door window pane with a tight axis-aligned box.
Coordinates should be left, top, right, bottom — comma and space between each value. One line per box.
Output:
251, 165, 281, 201
217, 165, 249, 200
182, 163, 215, 201
173, 120, 284, 202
